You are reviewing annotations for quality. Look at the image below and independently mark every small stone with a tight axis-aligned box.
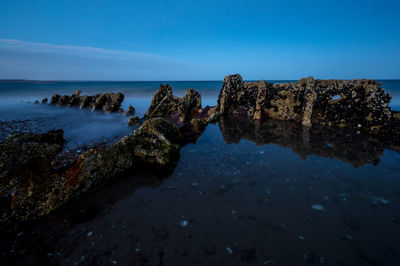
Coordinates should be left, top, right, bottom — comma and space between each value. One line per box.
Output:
226, 247, 233, 254
232, 209, 238, 218
311, 204, 325, 211
179, 220, 188, 227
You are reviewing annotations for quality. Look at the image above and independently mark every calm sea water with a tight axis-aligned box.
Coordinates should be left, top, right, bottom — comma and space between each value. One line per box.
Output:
1, 80, 400, 265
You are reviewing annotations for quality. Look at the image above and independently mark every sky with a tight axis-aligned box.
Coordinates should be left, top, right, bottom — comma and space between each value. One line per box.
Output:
0, 0, 399, 80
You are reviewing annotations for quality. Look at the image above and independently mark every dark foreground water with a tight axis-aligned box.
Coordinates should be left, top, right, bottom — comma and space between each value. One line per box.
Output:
1, 80, 400, 265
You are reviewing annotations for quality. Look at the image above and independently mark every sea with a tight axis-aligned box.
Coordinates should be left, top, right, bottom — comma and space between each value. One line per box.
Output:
1, 80, 400, 265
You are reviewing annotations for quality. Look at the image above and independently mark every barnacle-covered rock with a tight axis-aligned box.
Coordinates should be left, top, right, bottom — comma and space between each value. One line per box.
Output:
216, 74, 393, 134
145, 84, 202, 123
48, 91, 124, 113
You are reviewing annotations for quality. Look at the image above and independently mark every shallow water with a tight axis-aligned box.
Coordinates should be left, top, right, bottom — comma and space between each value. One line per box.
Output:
1, 80, 400, 265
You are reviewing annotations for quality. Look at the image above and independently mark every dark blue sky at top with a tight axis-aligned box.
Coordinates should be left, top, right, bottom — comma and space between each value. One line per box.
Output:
0, 0, 399, 80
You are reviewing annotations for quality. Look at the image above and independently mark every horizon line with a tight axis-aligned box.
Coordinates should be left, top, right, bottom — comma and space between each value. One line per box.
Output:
1, 78, 400, 82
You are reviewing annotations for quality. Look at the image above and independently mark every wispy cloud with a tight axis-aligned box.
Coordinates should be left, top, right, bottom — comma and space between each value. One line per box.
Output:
0, 39, 197, 80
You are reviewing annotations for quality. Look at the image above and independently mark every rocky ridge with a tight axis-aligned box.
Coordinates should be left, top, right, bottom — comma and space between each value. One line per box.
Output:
48, 90, 124, 113
1, 74, 400, 225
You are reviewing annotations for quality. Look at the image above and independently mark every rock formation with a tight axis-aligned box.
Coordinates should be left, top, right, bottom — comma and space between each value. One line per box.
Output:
3, 74, 400, 227
144, 84, 214, 141
125, 104, 136, 116
145, 84, 210, 123
0, 118, 181, 225
127, 116, 141, 126
48, 90, 124, 113
216, 74, 393, 134
41, 97, 48, 104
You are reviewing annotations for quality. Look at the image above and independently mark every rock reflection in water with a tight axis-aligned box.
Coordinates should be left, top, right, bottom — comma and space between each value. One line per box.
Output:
218, 116, 386, 167
0, 167, 174, 266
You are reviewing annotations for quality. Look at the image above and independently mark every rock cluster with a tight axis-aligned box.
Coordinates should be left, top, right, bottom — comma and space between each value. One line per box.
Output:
3, 74, 400, 226
216, 74, 392, 134
48, 90, 124, 113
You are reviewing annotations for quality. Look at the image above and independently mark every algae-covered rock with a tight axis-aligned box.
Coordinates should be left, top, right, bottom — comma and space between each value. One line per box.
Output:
131, 118, 181, 165
0, 118, 182, 225
0, 130, 64, 224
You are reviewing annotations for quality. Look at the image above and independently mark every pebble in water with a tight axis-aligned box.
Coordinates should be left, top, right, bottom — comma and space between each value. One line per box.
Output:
179, 220, 188, 227
226, 247, 233, 254
232, 209, 239, 218
311, 204, 325, 211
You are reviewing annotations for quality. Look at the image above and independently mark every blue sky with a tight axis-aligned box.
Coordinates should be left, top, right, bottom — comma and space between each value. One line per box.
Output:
0, 0, 399, 80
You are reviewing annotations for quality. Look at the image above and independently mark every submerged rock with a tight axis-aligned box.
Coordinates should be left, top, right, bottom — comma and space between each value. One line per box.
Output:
48, 91, 124, 113
216, 74, 393, 134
